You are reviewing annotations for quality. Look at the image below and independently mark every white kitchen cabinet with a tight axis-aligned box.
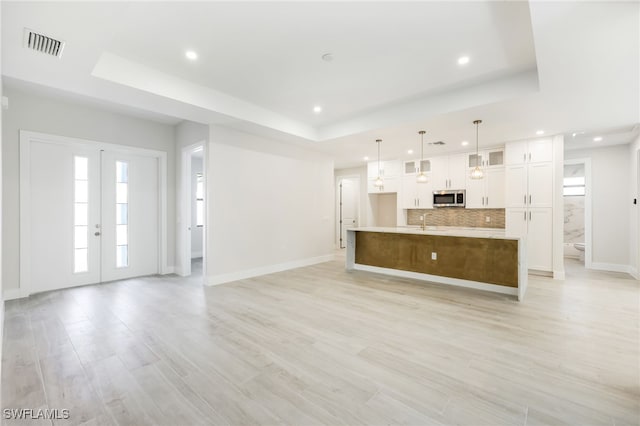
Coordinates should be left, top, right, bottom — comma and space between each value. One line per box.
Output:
528, 208, 553, 270
485, 168, 505, 208
402, 175, 432, 209
505, 138, 552, 165
466, 148, 504, 169
528, 162, 553, 208
432, 154, 466, 190
465, 167, 505, 208
367, 176, 399, 194
368, 160, 402, 179
368, 160, 401, 193
403, 159, 431, 175
505, 208, 528, 238
505, 207, 552, 271
505, 137, 554, 273
505, 164, 528, 208
505, 159, 552, 208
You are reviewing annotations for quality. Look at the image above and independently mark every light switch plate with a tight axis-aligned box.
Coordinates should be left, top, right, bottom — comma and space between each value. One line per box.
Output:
431, 252, 437, 260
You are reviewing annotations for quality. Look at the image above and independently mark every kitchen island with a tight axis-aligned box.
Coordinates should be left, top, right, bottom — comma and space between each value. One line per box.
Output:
346, 227, 527, 301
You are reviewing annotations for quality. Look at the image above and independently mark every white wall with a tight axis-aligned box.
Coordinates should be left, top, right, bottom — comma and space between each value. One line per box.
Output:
629, 134, 639, 278
2, 87, 177, 294
174, 120, 208, 275
190, 155, 203, 257
206, 124, 334, 285
566, 144, 631, 270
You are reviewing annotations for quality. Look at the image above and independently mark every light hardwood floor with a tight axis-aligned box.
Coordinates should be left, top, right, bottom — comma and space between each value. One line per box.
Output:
2, 257, 639, 426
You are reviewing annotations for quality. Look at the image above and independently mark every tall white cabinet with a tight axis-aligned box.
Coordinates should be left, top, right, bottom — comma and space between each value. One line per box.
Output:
505, 138, 554, 272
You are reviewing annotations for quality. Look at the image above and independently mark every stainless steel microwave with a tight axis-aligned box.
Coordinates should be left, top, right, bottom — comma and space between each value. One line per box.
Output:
433, 189, 466, 207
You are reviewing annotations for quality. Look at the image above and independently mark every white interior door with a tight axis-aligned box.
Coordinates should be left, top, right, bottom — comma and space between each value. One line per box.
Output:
27, 139, 159, 293
30, 141, 102, 293
339, 178, 359, 248
101, 151, 159, 282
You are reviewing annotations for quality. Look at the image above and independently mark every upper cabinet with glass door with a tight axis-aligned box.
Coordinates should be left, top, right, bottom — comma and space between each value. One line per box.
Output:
466, 147, 504, 170
403, 159, 431, 175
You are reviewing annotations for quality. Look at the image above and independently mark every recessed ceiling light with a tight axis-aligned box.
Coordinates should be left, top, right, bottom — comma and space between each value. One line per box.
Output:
536, 130, 545, 135
593, 136, 603, 142
363, 156, 369, 161
407, 149, 414, 155
461, 141, 469, 146
185, 50, 198, 60
457, 56, 470, 65
313, 105, 322, 113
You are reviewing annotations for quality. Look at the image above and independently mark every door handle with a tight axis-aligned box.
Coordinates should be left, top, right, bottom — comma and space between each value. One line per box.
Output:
94, 232, 101, 236
529, 195, 532, 204
529, 211, 531, 221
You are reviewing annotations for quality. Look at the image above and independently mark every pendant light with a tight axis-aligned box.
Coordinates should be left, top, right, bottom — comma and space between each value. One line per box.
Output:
374, 139, 384, 187
470, 119, 484, 180
416, 130, 428, 183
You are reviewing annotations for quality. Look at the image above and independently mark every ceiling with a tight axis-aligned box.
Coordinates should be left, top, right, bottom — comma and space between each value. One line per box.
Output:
2, 1, 638, 168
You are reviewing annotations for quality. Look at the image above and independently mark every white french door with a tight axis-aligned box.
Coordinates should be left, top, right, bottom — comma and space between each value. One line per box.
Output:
100, 150, 159, 282
25, 136, 159, 294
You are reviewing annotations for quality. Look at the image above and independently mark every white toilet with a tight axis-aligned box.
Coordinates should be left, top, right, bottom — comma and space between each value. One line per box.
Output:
574, 243, 585, 262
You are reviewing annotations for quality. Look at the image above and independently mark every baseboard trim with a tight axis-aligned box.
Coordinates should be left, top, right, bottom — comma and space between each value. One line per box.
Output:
4, 288, 26, 301
590, 262, 632, 274
553, 270, 566, 280
207, 254, 335, 286
630, 267, 639, 280
161, 266, 175, 275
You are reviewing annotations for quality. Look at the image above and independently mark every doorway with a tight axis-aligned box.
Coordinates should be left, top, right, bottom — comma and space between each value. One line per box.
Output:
20, 131, 167, 295
336, 176, 360, 249
179, 142, 206, 279
563, 158, 592, 272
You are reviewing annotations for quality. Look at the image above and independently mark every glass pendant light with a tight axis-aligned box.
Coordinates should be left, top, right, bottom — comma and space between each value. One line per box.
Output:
416, 130, 428, 183
470, 119, 484, 180
374, 139, 384, 187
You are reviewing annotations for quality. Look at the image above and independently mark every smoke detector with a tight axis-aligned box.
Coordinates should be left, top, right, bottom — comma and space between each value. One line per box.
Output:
23, 28, 65, 58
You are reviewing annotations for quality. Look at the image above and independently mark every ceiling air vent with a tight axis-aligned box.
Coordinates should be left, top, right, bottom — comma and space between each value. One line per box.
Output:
23, 28, 65, 58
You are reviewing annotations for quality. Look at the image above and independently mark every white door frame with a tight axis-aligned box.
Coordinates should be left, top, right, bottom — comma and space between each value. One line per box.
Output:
19, 130, 169, 298
179, 141, 206, 281
335, 175, 361, 249
563, 158, 592, 269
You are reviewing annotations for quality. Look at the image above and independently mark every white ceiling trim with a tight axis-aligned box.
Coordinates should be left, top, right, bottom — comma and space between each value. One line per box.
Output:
92, 52, 320, 141
317, 68, 540, 141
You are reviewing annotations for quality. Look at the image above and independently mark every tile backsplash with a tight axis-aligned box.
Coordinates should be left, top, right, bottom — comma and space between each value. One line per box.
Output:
407, 208, 505, 228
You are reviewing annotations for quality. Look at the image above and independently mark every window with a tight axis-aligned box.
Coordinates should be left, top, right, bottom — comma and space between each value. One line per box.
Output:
196, 173, 204, 227
563, 176, 585, 196
116, 161, 129, 268
74, 156, 89, 273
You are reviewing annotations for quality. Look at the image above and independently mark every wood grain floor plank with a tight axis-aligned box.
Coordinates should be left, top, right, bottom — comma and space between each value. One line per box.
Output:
2, 257, 638, 425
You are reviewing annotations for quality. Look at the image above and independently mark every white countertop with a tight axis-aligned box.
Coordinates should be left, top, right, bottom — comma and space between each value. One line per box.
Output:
349, 226, 519, 240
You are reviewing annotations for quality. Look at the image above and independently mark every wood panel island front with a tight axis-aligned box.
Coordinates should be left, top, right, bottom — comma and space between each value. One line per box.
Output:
346, 227, 527, 301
